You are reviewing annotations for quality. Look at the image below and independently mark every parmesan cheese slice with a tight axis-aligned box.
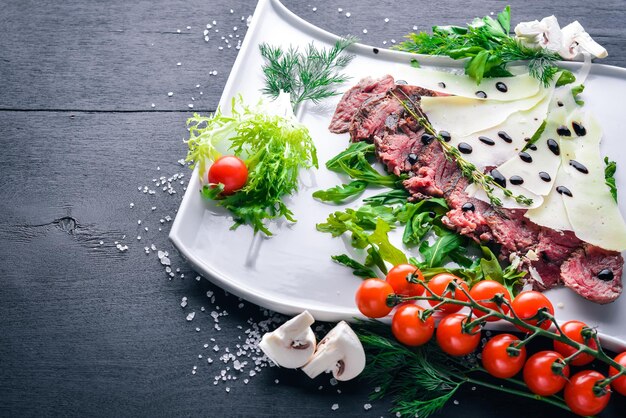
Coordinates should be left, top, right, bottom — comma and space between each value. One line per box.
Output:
390, 65, 541, 101
524, 167, 574, 231
557, 114, 626, 251
447, 91, 553, 168
421, 87, 550, 138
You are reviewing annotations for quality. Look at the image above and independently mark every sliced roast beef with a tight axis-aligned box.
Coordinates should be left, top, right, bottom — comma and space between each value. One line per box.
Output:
329, 74, 625, 304
328, 75, 396, 134
561, 245, 624, 304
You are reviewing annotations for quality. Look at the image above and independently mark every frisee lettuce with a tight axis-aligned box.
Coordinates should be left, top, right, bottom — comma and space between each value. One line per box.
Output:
186, 95, 318, 235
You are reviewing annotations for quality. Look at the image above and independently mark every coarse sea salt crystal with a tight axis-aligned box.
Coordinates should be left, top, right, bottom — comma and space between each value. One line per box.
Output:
331, 404, 339, 411
186, 312, 196, 321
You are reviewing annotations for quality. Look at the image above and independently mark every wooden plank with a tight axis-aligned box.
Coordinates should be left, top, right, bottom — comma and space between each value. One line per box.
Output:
0, 0, 624, 110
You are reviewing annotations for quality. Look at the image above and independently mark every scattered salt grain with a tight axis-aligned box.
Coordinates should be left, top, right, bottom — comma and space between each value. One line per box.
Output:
167, 92, 174, 97
364, 403, 372, 410
345, 12, 351, 17
196, 327, 201, 332
181, 297, 188, 308
129, 202, 134, 208
557, 302, 564, 309
384, 18, 389, 22
331, 404, 339, 411
188, 104, 194, 109
176, 62, 181, 66
362, 29, 368, 34
186, 312, 196, 321
312, 7, 317, 11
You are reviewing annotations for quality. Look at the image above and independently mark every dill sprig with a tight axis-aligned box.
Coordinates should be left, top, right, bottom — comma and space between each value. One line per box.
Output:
394, 6, 561, 86
390, 90, 533, 207
259, 36, 358, 111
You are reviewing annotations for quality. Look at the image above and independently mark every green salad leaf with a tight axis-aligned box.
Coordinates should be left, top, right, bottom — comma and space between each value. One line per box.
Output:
394, 6, 561, 86
605, 157, 618, 202
186, 96, 318, 235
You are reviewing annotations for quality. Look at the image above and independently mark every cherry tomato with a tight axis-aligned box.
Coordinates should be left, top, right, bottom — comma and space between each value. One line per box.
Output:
564, 370, 611, 417
355, 279, 394, 318
391, 304, 435, 346
208, 155, 248, 195
511, 291, 554, 332
385, 264, 425, 297
469, 280, 511, 322
436, 313, 481, 356
425, 273, 469, 313
553, 320, 598, 366
523, 351, 569, 396
608, 351, 626, 396
481, 334, 526, 378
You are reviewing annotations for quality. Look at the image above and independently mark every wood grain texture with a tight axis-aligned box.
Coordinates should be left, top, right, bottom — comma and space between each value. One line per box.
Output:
1, 0, 626, 417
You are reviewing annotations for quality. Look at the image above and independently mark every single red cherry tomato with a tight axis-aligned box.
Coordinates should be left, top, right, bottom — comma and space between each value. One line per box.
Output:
553, 320, 598, 366
523, 351, 569, 396
511, 291, 554, 332
608, 351, 626, 396
385, 264, 424, 297
436, 313, 481, 356
391, 304, 435, 346
355, 279, 394, 318
208, 155, 248, 195
481, 333, 526, 378
564, 370, 611, 417
469, 280, 511, 322
425, 273, 469, 313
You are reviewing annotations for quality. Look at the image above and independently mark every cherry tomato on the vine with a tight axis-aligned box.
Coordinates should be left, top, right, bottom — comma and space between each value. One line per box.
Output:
553, 320, 598, 366
469, 280, 511, 322
386, 264, 424, 297
208, 155, 248, 195
391, 304, 435, 346
511, 291, 554, 332
481, 333, 526, 378
436, 313, 481, 356
355, 279, 394, 318
564, 370, 611, 417
425, 273, 469, 313
523, 350, 569, 396
608, 351, 626, 396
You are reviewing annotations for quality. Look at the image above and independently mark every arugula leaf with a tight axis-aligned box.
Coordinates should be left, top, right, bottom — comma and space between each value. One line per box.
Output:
312, 180, 368, 203
523, 119, 547, 150
317, 205, 396, 236
410, 59, 421, 68
369, 219, 408, 267
326, 142, 375, 171
572, 84, 585, 105
331, 254, 378, 278
395, 198, 449, 246
418, 231, 466, 269
605, 157, 618, 202
556, 70, 576, 87
496, 5, 511, 34
363, 189, 411, 205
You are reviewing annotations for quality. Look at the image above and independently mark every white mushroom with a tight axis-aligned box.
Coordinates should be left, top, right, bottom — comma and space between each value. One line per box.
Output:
559, 21, 607, 59
514, 15, 562, 53
301, 321, 365, 382
258, 310, 316, 369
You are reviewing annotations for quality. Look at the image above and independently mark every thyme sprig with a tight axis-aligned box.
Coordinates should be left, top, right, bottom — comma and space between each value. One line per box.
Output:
259, 36, 358, 112
357, 279, 626, 417
390, 90, 533, 207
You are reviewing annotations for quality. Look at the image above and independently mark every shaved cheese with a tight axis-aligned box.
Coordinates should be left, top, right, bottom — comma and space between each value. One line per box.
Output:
421, 87, 550, 138
389, 65, 541, 101
524, 167, 573, 231
449, 91, 552, 168
557, 114, 626, 251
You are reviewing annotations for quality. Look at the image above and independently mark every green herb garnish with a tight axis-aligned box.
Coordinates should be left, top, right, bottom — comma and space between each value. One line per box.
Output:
313, 142, 405, 203
572, 84, 585, 105
259, 37, 357, 112
187, 96, 318, 235
394, 6, 561, 86
605, 157, 618, 202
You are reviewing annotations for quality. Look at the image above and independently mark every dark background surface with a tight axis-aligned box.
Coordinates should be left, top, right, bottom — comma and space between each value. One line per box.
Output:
1, 0, 625, 416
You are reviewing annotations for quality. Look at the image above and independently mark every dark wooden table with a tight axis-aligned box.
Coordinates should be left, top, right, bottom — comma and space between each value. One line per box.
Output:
2, 0, 625, 416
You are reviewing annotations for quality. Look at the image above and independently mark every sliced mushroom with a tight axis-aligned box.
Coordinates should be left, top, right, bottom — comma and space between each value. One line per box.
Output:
258, 310, 316, 369
514, 16, 562, 53
301, 321, 366, 382
559, 21, 607, 59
